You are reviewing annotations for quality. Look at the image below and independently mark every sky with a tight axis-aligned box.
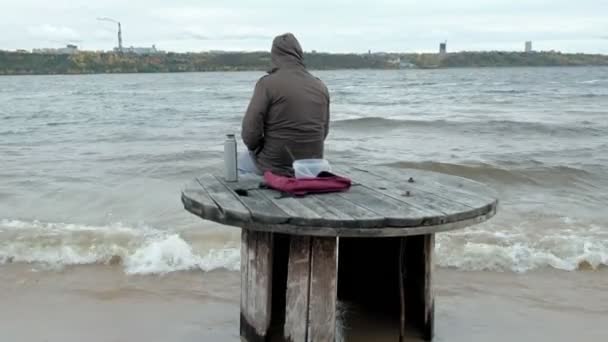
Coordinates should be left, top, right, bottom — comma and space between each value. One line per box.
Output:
0, 0, 606, 53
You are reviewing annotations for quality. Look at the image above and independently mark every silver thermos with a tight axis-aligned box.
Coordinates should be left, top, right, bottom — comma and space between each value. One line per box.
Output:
224, 134, 238, 182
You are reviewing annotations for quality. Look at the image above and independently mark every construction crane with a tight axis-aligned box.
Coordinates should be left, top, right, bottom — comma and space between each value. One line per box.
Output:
97, 17, 123, 53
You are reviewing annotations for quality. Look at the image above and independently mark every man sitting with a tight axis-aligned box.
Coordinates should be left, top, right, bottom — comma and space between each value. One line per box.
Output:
240, 33, 330, 176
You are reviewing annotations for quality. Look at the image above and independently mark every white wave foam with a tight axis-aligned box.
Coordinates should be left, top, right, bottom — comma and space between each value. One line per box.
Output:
0, 219, 239, 274
2, 219, 607, 274
577, 79, 603, 84
436, 223, 608, 272
124, 234, 239, 275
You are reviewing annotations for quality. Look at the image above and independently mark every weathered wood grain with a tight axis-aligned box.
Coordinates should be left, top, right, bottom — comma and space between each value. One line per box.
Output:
254, 232, 274, 336
399, 237, 406, 342
266, 193, 371, 228
239, 229, 248, 338
196, 174, 252, 223
400, 234, 435, 341
241, 231, 275, 341
384, 166, 498, 200
358, 166, 497, 210
262, 193, 327, 227
181, 179, 223, 222
312, 193, 385, 228
219, 177, 291, 225
246, 230, 258, 338
337, 185, 436, 227
423, 234, 435, 341
182, 166, 498, 236
182, 167, 500, 342
284, 236, 312, 342
342, 167, 471, 211
239, 208, 496, 237
240, 229, 249, 317
340, 167, 480, 223
308, 237, 338, 342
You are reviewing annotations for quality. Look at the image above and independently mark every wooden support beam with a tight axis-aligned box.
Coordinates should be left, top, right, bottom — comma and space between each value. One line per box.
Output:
423, 234, 435, 341
284, 236, 312, 342
240, 230, 249, 338
284, 236, 338, 342
241, 230, 274, 341
308, 237, 338, 342
402, 234, 435, 341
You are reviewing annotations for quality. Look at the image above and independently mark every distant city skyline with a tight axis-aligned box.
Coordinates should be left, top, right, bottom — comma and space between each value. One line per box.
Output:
0, 0, 606, 54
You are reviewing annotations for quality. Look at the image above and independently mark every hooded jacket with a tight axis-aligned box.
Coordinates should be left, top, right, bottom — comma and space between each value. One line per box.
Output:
241, 33, 330, 175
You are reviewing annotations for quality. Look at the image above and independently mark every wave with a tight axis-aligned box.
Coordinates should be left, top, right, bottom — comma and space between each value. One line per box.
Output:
332, 117, 409, 129
382, 160, 598, 186
0, 219, 240, 275
436, 223, 608, 272
1, 218, 606, 274
332, 117, 606, 136
577, 79, 605, 84
482, 89, 527, 94
579, 93, 605, 98
96, 150, 219, 165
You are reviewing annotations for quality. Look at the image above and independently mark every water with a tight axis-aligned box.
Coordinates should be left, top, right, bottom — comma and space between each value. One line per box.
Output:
1, 67, 607, 274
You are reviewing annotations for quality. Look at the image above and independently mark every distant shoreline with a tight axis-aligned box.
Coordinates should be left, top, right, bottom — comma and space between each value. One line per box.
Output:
1, 65, 607, 78
1, 50, 607, 75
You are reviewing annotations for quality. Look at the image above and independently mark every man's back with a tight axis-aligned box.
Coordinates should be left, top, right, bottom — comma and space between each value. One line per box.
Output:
242, 33, 330, 175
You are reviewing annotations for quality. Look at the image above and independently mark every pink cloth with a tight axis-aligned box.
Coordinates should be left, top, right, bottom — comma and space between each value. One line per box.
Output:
263, 171, 351, 196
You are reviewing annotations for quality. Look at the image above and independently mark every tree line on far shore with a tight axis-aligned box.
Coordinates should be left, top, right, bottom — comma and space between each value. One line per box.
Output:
1, 50, 607, 75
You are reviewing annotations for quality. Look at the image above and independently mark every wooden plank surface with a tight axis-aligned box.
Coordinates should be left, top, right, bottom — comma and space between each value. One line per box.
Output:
343, 167, 473, 211
182, 166, 498, 236
219, 177, 291, 225
262, 193, 327, 227
384, 167, 498, 200
308, 237, 338, 342
337, 185, 436, 227
312, 193, 385, 228
229, 206, 495, 237
181, 179, 223, 222
341, 167, 481, 223
284, 236, 312, 342
357, 166, 497, 209
196, 174, 252, 223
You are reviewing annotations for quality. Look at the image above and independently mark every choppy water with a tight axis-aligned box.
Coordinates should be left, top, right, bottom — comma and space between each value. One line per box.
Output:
1, 67, 607, 274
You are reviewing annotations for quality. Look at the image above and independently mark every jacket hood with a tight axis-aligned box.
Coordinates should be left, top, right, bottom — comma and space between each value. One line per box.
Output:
270, 33, 305, 71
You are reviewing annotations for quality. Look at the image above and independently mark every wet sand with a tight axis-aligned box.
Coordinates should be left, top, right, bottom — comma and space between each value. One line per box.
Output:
0, 264, 606, 342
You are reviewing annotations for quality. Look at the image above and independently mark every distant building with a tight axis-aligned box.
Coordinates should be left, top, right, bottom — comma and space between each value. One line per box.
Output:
525, 41, 533, 53
387, 56, 401, 65
33, 44, 78, 55
439, 42, 447, 55
399, 59, 416, 69
116, 44, 164, 55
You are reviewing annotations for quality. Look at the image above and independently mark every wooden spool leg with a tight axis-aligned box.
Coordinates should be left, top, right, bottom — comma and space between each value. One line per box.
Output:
401, 233, 435, 341
422, 234, 435, 341
241, 230, 274, 342
284, 236, 311, 342
285, 236, 338, 342
309, 237, 339, 341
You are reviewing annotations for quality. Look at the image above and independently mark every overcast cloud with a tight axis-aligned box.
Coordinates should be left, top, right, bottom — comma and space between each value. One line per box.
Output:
0, 0, 606, 53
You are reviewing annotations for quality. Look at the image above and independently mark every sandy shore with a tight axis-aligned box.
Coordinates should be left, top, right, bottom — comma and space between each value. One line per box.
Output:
0, 264, 606, 342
